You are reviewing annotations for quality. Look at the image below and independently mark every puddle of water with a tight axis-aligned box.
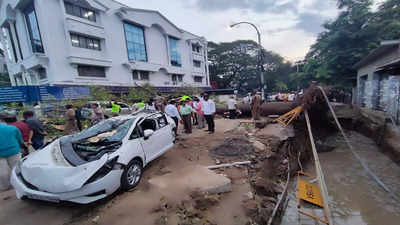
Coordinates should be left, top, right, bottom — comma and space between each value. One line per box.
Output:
281, 131, 400, 225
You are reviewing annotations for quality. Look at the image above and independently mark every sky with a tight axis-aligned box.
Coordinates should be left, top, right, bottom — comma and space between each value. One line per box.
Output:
119, 0, 384, 61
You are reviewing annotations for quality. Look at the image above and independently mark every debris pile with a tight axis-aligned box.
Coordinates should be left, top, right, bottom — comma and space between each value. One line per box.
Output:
152, 191, 220, 225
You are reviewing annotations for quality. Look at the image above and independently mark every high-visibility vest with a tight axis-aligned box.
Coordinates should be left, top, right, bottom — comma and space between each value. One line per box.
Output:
111, 103, 121, 113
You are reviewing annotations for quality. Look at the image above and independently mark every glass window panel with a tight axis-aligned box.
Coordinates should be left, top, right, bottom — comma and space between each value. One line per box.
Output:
169, 37, 181, 67
72, 4, 81, 17
78, 65, 105, 77
70, 33, 100, 51
132, 70, 139, 80
194, 76, 203, 83
64, 1, 96, 22
124, 23, 147, 61
23, 3, 44, 53
141, 71, 149, 80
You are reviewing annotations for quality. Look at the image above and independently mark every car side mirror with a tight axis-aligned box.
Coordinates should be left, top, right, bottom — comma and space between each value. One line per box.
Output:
143, 129, 154, 140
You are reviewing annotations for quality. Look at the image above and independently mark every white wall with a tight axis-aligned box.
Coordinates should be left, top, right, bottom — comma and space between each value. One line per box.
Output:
0, 0, 210, 89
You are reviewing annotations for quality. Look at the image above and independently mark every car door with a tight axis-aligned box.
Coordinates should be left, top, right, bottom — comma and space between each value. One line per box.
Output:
138, 117, 164, 163
117, 124, 146, 165
154, 114, 174, 155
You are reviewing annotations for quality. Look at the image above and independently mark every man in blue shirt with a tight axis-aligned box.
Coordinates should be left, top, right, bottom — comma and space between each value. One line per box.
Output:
0, 114, 23, 191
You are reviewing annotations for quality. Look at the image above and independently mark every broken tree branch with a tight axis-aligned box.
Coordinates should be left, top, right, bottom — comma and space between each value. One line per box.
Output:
206, 161, 252, 170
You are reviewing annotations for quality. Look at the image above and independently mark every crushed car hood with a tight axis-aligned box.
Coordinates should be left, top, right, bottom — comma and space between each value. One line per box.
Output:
21, 140, 108, 193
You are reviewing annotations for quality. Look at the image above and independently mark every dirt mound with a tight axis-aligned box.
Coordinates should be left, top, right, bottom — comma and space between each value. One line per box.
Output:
209, 137, 254, 158
152, 191, 219, 225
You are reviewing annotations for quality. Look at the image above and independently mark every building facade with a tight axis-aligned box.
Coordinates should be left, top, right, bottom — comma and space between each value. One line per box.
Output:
0, 0, 210, 90
354, 40, 400, 122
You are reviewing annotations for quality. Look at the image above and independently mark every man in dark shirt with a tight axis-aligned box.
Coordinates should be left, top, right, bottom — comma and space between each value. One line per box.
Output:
4, 114, 32, 157
23, 111, 47, 150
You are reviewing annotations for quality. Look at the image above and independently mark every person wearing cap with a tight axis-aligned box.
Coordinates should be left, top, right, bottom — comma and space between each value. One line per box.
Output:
179, 99, 194, 134
165, 100, 181, 135
202, 94, 216, 134
0, 114, 24, 191
4, 114, 32, 157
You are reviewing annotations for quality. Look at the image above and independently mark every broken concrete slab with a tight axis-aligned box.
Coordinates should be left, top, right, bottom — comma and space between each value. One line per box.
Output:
252, 140, 267, 152
148, 165, 232, 196
256, 124, 295, 141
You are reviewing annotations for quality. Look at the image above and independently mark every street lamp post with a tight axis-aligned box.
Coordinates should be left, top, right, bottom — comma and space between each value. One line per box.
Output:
229, 22, 265, 100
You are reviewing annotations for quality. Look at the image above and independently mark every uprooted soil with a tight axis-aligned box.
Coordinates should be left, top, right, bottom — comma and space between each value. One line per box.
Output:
208, 137, 254, 158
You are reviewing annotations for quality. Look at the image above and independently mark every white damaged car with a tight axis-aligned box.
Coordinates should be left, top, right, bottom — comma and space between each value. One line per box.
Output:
11, 111, 176, 204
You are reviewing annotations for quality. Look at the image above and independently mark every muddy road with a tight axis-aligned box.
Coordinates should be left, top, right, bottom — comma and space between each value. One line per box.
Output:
0, 119, 252, 225
281, 131, 400, 225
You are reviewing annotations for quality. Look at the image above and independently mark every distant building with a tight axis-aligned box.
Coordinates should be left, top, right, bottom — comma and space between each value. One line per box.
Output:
354, 40, 400, 121
0, 0, 210, 91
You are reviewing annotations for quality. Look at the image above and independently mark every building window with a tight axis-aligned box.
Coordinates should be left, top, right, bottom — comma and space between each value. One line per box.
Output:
38, 67, 47, 80
23, 2, 44, 53
124, 23, 147, 62
132, 70, 150, 81
192, 44, 201, 53
171, 74, 183, 84
13, 23, 23, 60
77, 65, 106, 78
194, 76, 203, 83
168, 37, 181, 67
3, 27, 18, 62
64, 1, 96, 22
70, 33, 101, 50
193, 60, 201, 68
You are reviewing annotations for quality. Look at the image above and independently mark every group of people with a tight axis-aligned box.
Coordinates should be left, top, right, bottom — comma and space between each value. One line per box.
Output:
0, 110, 46, 191
165, 93, 216, 135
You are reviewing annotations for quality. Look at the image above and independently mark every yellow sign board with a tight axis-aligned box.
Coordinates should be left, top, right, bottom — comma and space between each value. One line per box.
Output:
298, 178, 323, 207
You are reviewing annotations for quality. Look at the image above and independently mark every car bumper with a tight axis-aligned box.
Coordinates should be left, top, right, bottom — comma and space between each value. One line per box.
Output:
10, 168, 123, 204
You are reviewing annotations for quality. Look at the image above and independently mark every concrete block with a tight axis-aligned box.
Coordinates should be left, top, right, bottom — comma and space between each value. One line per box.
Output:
148, 165, 232, 196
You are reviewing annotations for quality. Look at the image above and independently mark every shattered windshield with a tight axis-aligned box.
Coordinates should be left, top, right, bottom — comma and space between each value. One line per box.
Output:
65, 118, 135, 162
71, 118, 135, 143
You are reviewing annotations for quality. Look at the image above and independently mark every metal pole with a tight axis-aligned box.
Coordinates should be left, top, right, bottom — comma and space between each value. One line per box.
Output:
230, 22, 265, 100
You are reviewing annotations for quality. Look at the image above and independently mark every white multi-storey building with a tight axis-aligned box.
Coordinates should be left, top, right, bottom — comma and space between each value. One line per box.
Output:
0, 0, 210, 91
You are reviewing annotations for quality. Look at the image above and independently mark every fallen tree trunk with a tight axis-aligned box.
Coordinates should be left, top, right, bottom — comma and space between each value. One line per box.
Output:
216, 102, 298, 117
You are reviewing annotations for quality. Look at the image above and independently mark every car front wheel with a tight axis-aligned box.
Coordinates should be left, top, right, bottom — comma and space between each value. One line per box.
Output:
121, 159, 143, 191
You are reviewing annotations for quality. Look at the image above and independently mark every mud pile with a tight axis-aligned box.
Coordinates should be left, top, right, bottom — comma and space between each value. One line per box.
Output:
208, 137, 254, 159
153, 191, 220, 225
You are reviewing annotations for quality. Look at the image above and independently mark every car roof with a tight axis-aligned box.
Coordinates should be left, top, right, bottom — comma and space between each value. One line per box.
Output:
109, 110, 162, 121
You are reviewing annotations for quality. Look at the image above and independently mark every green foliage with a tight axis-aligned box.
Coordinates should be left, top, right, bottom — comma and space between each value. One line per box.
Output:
0, 72, 11, 86
170, 84, 203, 97
290, 0, 400, 89
89, 86, 112, 101
275, 81, 288, 91
208, 40, 295, 94
127, 83, 156, 102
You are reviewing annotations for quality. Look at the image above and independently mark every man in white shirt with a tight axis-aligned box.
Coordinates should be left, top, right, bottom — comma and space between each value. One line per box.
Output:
164, 100, 181, 135
202, 94, 216, 134
227, 95, 237, 119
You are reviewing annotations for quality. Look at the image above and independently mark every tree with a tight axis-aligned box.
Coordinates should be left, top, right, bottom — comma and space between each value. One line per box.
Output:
208, 40, 294, 94
291, 0, 400, 90
126, 83, 156, 102
89, 86, 112, 101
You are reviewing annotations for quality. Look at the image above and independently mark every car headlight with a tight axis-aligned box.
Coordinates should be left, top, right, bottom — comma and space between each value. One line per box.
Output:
84, 156, 120, 185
